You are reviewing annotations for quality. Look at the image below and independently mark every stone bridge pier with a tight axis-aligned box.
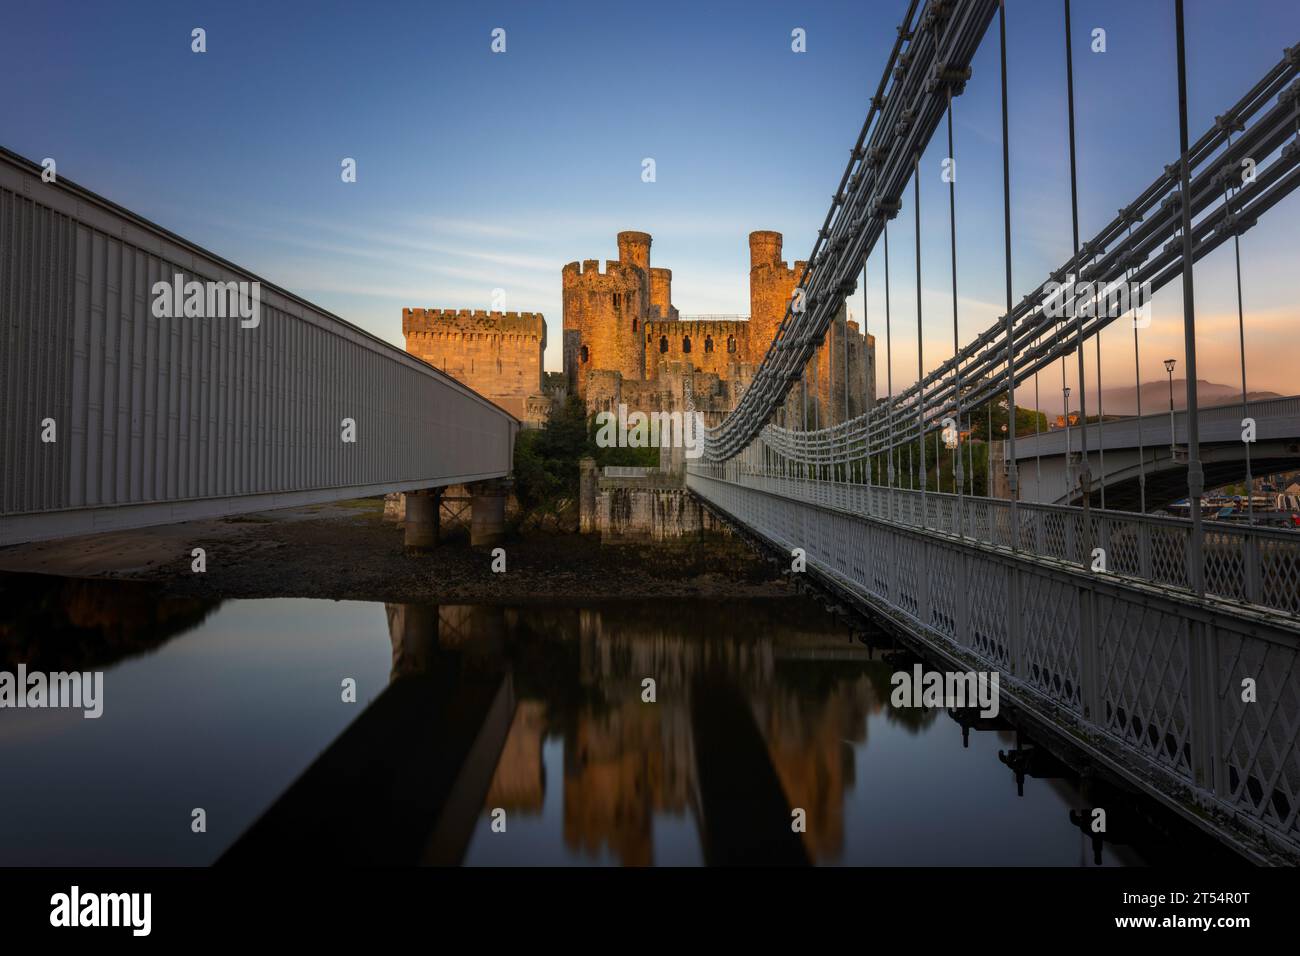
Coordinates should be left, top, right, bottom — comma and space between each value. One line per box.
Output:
401, 479, 511, 553
467, 479, 509, 548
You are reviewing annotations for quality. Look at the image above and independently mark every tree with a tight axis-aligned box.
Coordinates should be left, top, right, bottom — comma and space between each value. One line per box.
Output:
512, 397, 659, 520
969, 396, 1048, 441
513, 397, 588, 516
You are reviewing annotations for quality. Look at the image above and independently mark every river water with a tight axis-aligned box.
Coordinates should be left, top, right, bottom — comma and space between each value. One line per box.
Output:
0, 572, 1231, 866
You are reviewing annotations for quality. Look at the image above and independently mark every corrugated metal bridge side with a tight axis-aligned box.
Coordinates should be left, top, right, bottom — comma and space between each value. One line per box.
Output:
0, 148, 517, 546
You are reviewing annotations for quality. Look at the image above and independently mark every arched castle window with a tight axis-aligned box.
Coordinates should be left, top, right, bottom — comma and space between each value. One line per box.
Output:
632, 317, 638, 332
683, 335, 692, 354
727, 335, 736, 353
659, 336, 668, 354
580, 345, 589, 364
612, 292, 623, 312
704, 335, 714, 353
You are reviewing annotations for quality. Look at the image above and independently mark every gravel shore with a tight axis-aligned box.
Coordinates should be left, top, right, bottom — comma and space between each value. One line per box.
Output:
0, 497, 792, 605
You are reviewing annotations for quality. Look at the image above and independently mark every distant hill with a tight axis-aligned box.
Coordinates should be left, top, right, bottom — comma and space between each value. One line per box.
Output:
1092, 379, 1282, 417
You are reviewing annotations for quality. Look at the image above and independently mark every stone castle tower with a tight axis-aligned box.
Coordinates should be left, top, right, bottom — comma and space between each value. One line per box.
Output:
402, 308, 549, 424
561, 231, 654, 389
748, 230, 807, 356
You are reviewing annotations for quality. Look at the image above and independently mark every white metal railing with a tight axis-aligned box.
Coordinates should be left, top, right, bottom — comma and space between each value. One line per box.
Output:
689, 441, 1300, 617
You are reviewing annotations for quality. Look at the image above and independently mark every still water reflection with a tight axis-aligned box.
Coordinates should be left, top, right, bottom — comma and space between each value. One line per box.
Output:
0, 574, 1226, 866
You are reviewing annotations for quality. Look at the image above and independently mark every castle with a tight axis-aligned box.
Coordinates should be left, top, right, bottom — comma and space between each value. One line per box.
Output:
564, 230, 874, 428
401, 229, 875, 434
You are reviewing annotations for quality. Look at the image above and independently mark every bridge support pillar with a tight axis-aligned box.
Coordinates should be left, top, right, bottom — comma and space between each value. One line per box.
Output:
403, 488, 442, 553
469, 480, 509, 548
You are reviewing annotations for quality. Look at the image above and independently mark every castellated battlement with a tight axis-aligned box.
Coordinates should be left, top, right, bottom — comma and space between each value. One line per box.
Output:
402, 307, 546, 339
751, 258, 810, 279
846, 319, 877, 349
643, 318, 750, 339
561, 259, 644, 282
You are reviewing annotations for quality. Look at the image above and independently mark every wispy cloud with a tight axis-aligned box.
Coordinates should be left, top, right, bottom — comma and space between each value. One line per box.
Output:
406, 216, 542, 242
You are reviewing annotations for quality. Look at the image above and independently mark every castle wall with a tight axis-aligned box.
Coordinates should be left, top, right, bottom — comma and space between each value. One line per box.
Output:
809, 305, 849, 427
402, 308, 545, 422
584, 368, 624, 415
644, 319, 750, 381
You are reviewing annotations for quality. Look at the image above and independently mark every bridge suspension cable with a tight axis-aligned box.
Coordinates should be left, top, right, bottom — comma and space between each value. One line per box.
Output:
1128, 218, 1147, 514
1222, 128, 1254, 523
885, 222, 897, 495
727, 41, 1300, 480
946, 84, 964, 533
914, 152, 927, 499
1175, 0, 1206, 596
701, 0, 1000, 462
1063, 0, 1091, 505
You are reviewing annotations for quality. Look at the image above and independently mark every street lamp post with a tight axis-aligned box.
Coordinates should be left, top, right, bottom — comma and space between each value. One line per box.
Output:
1164, 358, 1177, 455
1000, 422, 1008, 499
1063, 385, 1072, 493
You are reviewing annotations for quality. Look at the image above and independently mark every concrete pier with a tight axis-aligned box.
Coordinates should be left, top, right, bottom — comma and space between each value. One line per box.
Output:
469, 480, 509, 548
403, 489, 441, 552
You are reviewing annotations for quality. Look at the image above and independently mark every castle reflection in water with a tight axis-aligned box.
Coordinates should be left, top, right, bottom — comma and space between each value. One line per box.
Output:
386, 600, 925, 866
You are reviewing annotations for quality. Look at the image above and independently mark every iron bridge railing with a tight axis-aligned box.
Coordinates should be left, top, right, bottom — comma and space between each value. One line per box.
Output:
689, 457, 1300, 618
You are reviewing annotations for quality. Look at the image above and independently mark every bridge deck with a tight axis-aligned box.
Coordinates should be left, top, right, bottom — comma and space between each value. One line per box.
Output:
1012, 395, 1300, 458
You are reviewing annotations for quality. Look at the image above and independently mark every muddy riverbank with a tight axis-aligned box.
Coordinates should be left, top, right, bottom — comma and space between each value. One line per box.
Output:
0, 497, 791, 604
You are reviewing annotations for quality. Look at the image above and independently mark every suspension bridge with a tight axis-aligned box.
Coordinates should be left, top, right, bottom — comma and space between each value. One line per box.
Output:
688, 0, 1300, 863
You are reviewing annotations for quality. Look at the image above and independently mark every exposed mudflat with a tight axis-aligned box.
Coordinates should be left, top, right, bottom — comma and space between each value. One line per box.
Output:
0, 497, 792, 604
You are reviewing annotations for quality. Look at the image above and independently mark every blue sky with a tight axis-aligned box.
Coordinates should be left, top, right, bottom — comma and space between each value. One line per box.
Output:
3, 0, 1297, 404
